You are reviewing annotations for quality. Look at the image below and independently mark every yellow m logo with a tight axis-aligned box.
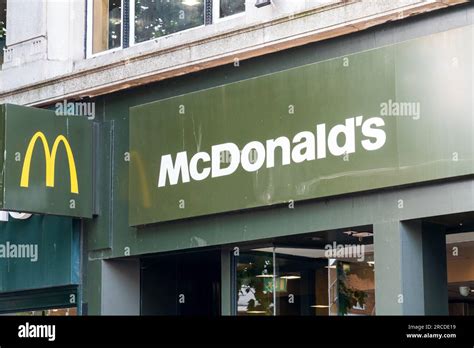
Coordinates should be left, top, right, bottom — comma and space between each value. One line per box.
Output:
20, 131, 79, 194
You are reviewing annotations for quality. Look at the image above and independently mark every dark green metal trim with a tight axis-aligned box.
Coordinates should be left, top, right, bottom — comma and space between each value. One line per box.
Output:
0, 285, 77, 314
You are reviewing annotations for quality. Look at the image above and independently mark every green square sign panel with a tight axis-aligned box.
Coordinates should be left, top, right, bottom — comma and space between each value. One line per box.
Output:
0, 104, 93, 218
130, 25, 473, 225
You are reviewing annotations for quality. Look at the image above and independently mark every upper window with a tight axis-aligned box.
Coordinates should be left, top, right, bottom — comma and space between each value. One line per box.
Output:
0, 0, 6, 65
90, 0, 122, 54
219, 0, 245, 18
87, 0, 248, 56
134, 0, 205, 44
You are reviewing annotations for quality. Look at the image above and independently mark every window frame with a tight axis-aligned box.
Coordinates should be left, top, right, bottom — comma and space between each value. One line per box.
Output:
86, 0, 125, 58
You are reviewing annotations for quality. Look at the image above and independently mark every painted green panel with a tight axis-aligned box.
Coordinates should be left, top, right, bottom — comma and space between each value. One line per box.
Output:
0, 214, 79, 293
129, 25, 473, 225
1, 104, 93, 217
0, 104, 4, 208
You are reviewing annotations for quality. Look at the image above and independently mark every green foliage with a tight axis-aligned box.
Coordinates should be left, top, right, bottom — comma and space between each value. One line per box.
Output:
337, 262, 367, 315
220, 0, 245, 17
135, 0, 204, 43
0, 20, 5, 40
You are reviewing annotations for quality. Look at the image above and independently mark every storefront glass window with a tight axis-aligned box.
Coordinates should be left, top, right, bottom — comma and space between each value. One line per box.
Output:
273, 252, 328, 316
220, 0, 245, 18
13, 307, 77, 316
134, 0, 204, 44
334, 261, 375, 315
92, 0, 122, 54
447, 232, 474, 315
235, 227, 376, 316
141, 251, 221, 315
237, 251, 275, 315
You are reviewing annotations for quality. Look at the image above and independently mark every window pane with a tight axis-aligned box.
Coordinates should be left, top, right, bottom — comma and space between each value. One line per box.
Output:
446, 232, 474, 315
92, 0, 122, 54
237, 251, 274, 316
234, 228, 376, 316
0, 0, 6, 65
220, 0, 245, 18
274, 252, 329, 316
134, 0, 204, 43
334, 261, 375, 316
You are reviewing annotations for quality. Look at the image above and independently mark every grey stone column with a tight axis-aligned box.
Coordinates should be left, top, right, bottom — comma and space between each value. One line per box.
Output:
221, 248, 233, 315
101, 259, 140, 315
374, 220, 448, 315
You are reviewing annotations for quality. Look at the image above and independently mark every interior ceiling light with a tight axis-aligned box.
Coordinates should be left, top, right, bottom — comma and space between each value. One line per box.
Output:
311, 305, 329, 308
255, 0, 271, 8
280, 275, 301, 280
343, 231, 373, 238
256, 274, 274, 278
182, 0, 200, 6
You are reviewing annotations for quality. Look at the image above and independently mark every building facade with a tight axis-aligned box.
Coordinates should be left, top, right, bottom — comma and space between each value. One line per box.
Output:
0, 0, 473, 316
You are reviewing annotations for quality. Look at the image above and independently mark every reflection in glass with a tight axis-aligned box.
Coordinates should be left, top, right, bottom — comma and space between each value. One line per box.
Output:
0, 0, 6, 65
134, 0, 204, 43
92, 0, 122, 54
220, 0, 245, 18
273, 246, 375, 316
237, 251, 274, 315
235, 230, 376, 316
336, 261, 375, 315
274, 253, 328, 316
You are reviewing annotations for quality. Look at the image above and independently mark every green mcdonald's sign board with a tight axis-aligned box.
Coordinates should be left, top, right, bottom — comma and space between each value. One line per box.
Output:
130, 25, 473, 225
0, 104, 93, 218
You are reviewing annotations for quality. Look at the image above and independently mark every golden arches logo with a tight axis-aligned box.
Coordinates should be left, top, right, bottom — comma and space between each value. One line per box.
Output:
20, 131, 79, 194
